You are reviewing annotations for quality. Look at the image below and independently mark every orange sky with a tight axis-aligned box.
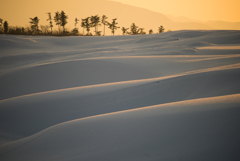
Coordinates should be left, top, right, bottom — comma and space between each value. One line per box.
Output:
1, 0, 240, 24
1, 0, 240, 33
112, 0, 240, 22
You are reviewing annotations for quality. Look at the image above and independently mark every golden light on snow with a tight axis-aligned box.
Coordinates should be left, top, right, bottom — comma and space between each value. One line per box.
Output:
1, 29, 240, 160
197, 46, 240, 50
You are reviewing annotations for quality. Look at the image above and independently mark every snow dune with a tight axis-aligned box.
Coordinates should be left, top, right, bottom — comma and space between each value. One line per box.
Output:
0, 30, 240, 160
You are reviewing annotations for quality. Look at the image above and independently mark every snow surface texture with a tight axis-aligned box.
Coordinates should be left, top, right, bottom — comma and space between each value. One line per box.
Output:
0, 30, 240, 161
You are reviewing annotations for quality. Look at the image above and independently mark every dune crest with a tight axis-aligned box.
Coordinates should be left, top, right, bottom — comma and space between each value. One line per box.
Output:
0, 30, 240, 160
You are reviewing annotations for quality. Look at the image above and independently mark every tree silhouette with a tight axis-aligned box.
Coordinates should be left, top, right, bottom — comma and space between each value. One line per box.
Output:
82, 17, 91, 35
54, 11, 61, 33
91, 15, 101, 35
158, 25, 165, 33
75, 18, 79, 29
0, 18, 3, 33
108, 18, 119, 36
130, 23, 139, 35
121, 27, 129, 35
72, 18, 79, 35
149, 29, 153, 34
95, 31, 102, 36
129, 23, 146, 35
29, 17, 40, 34
0, 13, 170, 36
60, 11, 68, 32
81, 19, 85, 35
3, 21, 8, 33
138, 28, 146, 34
101, 15, 108, 36
47, 12, 53, 34
40, 25, 50, 34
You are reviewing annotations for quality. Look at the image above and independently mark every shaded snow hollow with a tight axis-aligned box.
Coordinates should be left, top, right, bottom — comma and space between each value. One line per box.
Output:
0, 30, 240, 161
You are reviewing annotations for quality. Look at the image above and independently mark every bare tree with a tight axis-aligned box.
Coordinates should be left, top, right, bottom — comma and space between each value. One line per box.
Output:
54, 11, 61, 33
0, 18, 3, 33
149, 29, 153, 34
60, 11, 68, 32
121, 27, 129, 35
29, 17, 40, 34
101, 15, 108, 36
47, 12, 53, 34
91, 15, 101, 35
108, 18, 119, 36
158, 25, 165, 33
40, 25, 50, 34
81, 19, 85, 35
72, 18, 79, 35
139, 28, 146, 34
3, 21, 8, 33
82, 17, 91, 35
75, 18, 79, 29
130, 23, 139, 35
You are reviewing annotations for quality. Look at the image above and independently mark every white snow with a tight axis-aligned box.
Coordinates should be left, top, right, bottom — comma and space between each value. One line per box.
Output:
0, 30, 240, 161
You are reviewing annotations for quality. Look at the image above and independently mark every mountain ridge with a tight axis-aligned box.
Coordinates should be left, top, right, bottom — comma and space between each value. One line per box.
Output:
1, 0, 239, 35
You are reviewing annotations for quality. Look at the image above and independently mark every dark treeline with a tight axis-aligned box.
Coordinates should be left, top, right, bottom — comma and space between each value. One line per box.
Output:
0, 11, 168, 36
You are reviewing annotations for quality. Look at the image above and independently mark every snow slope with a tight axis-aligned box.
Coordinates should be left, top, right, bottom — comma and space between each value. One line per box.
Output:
0, 30, 240, 160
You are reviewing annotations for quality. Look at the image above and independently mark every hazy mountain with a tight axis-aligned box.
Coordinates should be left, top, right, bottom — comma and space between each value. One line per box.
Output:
167, 14, 240, 30
166, 14, 202, 23
1, 0, 239, 35
205, 21, 240, 30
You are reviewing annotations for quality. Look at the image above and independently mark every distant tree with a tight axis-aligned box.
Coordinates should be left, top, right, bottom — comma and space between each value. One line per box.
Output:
81, 19, 85, 35
3, 21, 8, 33
72, 18, 79, 34
54, 11, 61, 33
139, 28, 146, 34
60, 11, 68, 32
25, 27, 32, 35
47, 12, 53, 34
29, 17, 40, 34
121, 27, 129, 35
129, 23, 146, 35
130, 23, 139, 35
108, 18, 119, 36
82, 17, 91, 35
0, 18, 3, 33
40, 25, 50, 34
75, 18, 79, 29
8, 26, 25, 35
21, 27, 25, 34
91, 15, 101, 35
101, 15, 108, 36
96, 31, 102, 36
71, 28, 78, 35
158, 25, 165, 33
149, 29, 153, 34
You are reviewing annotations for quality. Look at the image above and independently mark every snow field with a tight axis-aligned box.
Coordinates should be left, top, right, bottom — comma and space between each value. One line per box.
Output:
0, 30, 240, 160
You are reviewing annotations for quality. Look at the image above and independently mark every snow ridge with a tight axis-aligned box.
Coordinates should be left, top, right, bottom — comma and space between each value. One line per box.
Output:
0, 30, 240, 161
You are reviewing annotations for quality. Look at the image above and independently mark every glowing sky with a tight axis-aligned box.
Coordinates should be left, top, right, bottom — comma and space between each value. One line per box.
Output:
1, 0, 240, 33
111, 0, 240, 22
2, 0, 240, 24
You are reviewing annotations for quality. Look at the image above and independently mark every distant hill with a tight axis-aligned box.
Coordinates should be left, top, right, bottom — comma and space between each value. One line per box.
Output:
205, 21, 240, 30
1, 0, 239, 35
166, 14, 202, 23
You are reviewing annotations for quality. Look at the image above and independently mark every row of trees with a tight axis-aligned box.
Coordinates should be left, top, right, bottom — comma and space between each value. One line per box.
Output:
122, 24, 165, 35
0, 11, 167, 36
29, 11, 68, 34
0, 18, 9, 33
